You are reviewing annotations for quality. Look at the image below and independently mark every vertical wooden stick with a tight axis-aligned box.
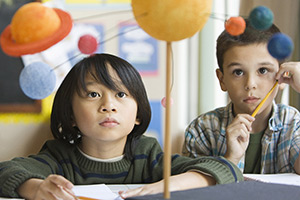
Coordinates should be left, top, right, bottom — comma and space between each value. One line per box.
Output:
163, 41, 172, 199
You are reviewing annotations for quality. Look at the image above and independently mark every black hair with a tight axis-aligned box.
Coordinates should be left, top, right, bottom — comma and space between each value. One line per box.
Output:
216, 18, 281, 72
51, 53, 151, 160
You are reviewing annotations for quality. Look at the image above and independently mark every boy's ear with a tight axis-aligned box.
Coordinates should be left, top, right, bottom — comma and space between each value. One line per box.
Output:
216, 69, 227, 91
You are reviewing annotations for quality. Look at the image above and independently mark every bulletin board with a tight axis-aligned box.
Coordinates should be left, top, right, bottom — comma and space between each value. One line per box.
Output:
0, 0, 41, 113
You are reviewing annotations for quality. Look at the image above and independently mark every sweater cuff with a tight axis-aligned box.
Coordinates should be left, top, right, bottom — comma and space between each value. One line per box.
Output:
2, 172, 45, 198
190, 156, 243, 185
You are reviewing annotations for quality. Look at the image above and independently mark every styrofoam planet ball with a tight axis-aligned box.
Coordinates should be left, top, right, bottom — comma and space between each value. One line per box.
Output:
131, 0, 213, 41
78, 34, 98, 54
249, 6, 273, 30
267, 33, 293, 60
225, 16, 246, 36
161, 97, 174, 108
19, 62, 56, 99
11, 2, 61, 44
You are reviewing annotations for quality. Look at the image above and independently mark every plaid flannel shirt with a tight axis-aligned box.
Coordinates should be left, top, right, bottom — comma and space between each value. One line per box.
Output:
182, 101, 300, 173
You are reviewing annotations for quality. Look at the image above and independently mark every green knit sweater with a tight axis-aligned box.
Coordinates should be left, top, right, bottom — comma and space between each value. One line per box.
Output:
0, 136, 243, 197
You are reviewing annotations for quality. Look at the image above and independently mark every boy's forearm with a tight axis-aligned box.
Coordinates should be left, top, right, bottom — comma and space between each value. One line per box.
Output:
17, 178, 41, 200
119, 171, 216, 198
170, 171, 216, 191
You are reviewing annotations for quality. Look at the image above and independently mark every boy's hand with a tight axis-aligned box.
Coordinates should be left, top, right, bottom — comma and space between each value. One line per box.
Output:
118, 172, 216, 199
17, 175, 76, 200
118, 181, 163, 199
224, 114, 255, 165
276, 62, 300, 93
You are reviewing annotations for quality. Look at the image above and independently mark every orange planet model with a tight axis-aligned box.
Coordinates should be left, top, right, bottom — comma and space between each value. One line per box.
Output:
0, 2, 73, 57
131, 0, 212, 42
225, 16, 246, 36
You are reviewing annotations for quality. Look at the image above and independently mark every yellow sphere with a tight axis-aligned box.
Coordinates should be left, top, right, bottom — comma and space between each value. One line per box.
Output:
11, 2, 61, 44
132, 0, 212, 42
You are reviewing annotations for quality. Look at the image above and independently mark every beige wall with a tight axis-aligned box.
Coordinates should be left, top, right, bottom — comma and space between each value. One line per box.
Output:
0, 123, 53, 161
240, 0, 299, 44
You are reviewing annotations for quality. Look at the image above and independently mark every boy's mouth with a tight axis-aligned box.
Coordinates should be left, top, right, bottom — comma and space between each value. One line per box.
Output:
99, 117, 119, 127
243, 96, 260, 104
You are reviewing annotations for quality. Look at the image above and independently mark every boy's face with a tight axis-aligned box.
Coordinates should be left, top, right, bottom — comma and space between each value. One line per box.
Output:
216, 43, 279, 116
71, 64, 139, 157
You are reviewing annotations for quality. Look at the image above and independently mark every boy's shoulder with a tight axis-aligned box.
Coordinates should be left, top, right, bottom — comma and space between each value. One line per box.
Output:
40, 139, 75, 153
137, 135, 160, 147
135, 135, 162, 154
190, 104, 231, 125
275, 103, 300, 120
43, 138, 72, 146
276, 103, 299, 111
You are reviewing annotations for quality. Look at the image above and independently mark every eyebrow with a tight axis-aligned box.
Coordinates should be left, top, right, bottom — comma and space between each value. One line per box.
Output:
258, 62, 275, 66
84, 80, 100, 88
225, 61, 275, 69
225, 62, 242, 69
85, 79, 129, 93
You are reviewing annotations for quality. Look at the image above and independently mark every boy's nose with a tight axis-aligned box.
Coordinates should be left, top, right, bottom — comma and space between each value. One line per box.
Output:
245, 76, 257, 90
99, 96, 117, 113
100, 105, 117, 113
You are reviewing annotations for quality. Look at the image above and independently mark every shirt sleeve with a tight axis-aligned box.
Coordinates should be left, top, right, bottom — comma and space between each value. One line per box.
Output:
182, 117, 214, 158
0, 141, 63, 198
289, 125, 300, 168
170, 155, 244, 184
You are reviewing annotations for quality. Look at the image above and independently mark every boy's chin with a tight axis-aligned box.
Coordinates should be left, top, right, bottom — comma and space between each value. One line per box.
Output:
232, 106, 254, 116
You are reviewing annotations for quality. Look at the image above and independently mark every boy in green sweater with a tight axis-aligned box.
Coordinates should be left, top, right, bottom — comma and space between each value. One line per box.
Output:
0, 54, 243, 199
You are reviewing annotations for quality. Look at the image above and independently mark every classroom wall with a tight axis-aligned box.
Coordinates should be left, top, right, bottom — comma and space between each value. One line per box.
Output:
0, 123, 53, 161
0, 95, 55, 161
0, 1, 191, 161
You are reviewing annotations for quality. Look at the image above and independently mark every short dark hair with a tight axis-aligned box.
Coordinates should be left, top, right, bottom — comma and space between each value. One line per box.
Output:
216, 18, 281, 72
51, 53, 151, 160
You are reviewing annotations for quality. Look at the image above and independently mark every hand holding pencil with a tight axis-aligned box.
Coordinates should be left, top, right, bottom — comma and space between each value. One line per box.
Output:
17, 175, 77, 200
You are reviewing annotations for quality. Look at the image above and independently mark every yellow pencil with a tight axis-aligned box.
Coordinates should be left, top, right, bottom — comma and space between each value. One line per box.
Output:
251, 81, 278, 117
77, 196, 101, 200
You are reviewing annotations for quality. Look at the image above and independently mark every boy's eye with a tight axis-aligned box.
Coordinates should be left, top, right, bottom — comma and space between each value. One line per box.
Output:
233, 69, 243, 76
258, 67, 268, 74
116, 92, 127, 98
88, 92, 100, 98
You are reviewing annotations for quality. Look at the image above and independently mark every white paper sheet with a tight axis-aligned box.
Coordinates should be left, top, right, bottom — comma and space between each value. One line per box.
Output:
73, 184, 122, 200
244, 173, 300, 186
0, 184, 143, 200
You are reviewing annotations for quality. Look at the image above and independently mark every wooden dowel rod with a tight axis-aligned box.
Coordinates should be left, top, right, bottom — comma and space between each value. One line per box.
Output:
163, 41, 172, 199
